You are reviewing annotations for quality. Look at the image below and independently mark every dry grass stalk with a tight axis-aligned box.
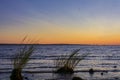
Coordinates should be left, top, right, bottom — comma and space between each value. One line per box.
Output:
10, 38, 35, 80
55, 49, 89, 74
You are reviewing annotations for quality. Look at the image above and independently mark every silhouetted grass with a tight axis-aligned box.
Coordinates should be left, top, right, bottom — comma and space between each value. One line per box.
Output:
10, 38, 35, 80
55, 49, 89, 74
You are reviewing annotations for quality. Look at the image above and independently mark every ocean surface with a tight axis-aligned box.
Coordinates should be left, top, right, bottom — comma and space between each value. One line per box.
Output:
0, 44, 120, 80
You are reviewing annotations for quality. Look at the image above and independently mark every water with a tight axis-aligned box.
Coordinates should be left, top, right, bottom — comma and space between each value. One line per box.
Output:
0, 44, 120, 80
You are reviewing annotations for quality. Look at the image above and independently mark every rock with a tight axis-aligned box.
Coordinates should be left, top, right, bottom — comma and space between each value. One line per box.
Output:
113, 66, 117, 68
89, 68, 94, 74
24, 77, 29, 80
114, 77, 119, 80
101, 72, 103, 75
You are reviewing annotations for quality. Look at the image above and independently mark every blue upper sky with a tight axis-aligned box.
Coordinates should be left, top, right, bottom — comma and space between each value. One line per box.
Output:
1, 0, 120, 26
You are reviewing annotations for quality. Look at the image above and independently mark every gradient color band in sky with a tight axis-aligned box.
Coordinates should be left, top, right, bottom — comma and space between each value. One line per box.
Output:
1, 0, 120, 45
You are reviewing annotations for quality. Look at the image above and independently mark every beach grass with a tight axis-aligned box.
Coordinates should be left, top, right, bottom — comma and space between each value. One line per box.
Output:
10, 38, 35, 80
54, 49, 89, 74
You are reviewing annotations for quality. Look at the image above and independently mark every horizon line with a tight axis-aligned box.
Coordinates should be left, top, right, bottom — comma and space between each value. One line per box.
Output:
0, 43, 120, 46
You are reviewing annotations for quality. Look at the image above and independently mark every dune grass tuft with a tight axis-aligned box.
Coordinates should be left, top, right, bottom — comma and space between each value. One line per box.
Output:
55, 49, 89, 74
10, 38, 35, 80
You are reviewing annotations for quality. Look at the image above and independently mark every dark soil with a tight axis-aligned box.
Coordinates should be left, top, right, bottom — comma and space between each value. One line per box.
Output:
72, 77, 84, 80
10, 69, 23, 80
56, 66, 74, 74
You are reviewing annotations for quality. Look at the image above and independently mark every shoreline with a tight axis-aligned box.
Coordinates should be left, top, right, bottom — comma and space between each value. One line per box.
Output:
0, 69, 119, 73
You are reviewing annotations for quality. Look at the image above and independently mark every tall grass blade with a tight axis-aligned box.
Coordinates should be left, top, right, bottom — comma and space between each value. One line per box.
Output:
10, 38, 35, 80
55, 49, 89, 74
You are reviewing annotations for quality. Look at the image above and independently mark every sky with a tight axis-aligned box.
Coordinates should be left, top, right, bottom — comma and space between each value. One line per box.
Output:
1, 0, 120, 45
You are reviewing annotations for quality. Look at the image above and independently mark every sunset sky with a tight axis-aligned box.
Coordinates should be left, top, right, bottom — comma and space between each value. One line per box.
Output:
1, 0, 120, 45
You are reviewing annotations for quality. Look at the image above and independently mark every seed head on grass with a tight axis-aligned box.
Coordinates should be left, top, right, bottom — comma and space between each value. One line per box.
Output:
55, 49, 89, 74
10, 37, 35, 80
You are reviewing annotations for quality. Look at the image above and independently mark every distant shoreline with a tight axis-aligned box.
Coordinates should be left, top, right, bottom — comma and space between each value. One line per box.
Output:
0, 43, 120, 46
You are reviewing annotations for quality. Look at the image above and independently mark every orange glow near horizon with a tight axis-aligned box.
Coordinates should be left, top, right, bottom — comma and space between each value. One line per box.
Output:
0, 33, 120, 45
1, 23, 120, 45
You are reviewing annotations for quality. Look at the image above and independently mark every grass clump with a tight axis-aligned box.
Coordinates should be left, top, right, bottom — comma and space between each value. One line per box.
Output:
55, 49, 89, 74
10, 38, 35, 80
